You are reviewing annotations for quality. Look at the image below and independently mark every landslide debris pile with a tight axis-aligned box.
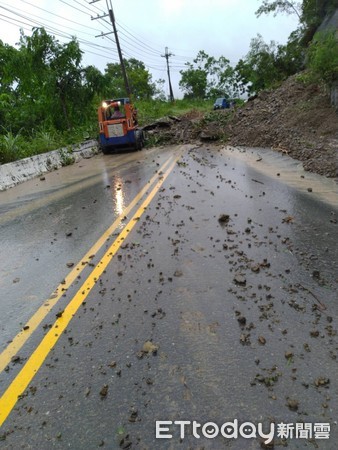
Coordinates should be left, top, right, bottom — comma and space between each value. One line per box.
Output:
144, 75, 338, 178
227, 76, 338, 178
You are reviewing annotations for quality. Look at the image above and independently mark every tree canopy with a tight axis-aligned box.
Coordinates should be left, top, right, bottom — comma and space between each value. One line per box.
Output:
256, 0, 338, 43
0, 27, 159, 137
179, 50, 238, 99
104, 58, 156, 99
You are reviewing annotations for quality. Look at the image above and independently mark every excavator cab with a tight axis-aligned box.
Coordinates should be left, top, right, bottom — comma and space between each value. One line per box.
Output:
98, 98, 144, 153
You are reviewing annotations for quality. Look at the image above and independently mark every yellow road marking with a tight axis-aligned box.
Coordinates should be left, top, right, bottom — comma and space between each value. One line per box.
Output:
0, 155, 174, 374
0, 155, 180, 427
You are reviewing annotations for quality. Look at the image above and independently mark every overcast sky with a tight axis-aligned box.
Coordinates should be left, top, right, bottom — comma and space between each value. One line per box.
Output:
0, 0, 299, 98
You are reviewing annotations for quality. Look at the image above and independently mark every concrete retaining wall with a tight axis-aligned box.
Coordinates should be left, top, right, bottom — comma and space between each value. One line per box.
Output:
0, 140, 99, 191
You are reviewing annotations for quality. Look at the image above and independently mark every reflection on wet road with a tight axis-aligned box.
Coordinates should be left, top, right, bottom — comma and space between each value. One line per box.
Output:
0, 144, 337, 449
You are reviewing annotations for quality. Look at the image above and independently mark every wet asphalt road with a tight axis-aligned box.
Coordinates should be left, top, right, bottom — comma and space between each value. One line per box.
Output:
0, 144, 337, 449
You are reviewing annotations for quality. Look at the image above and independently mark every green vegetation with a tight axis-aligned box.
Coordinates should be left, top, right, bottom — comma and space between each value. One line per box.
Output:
236, 0, 338, 94
59, 147, 75, 167
136, 98, 213, 124
179, 50, 238, 99
0, 125, 97, 164
0, 129, 25, 163
0, 0, 336, 164
0, 27, 164, 164
0, 96, 213, 163
307, 30, 338, 84
234, 34, 304, 94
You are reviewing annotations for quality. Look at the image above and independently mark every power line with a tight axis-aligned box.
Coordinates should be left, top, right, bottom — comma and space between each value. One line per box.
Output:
0, 4, 100, 41
54, 0, 121, 44
0, 0, 192, 91
58, 0, 93, 17
117, 29, 162, 59
0, 11, 119, 63
71, 0, 105, 16
22, 0, 194, 67
14, 0, 103, 33
116, 20, 163, 56
0, 5, 118, 54
86, 1, 194, 63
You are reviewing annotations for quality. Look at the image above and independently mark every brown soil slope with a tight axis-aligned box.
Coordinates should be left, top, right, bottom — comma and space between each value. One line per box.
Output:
145, 76, 338, 178
226, 76, 338, 178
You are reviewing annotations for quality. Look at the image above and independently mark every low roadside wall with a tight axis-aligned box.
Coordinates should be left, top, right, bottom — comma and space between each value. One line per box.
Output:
0, 140, 99, 191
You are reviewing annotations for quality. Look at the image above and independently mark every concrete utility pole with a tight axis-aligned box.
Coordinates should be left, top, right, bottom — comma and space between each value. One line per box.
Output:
161, 47, 175, 102
108, 6, 132, 97
91, 0, 132, 97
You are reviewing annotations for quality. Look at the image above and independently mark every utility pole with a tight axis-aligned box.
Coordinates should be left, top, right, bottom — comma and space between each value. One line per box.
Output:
161, 47, 174, 102
91, 0, 132, 97
108, 5, 131, 97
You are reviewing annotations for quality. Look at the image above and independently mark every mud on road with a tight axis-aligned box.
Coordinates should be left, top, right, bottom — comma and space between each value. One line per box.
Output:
0, 144, 337, 449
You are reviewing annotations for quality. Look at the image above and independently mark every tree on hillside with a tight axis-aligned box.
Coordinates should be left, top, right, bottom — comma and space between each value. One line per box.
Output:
235, 34, 303, 94
126, 59, 156, 99
0, 40, 18, 93
257, 0, 338, 43
256, 0, 338, 22
0, 41, 18, 127
12, 28, 85, 131
82, 65, 106, 101
0, 28, 110, 134
255, 0, 338, 85
152, 78, 166, 101
307, 30, 338, 84
256, 0, 302, 19
179, 50, 238, 99
301, 0, 338, 43
302, 0, 338, 25
104, 58, 156, 99
50, 39, 84, 129
179, 65, 208, 98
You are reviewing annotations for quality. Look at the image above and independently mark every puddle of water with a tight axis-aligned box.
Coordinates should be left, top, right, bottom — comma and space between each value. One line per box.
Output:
223, 146, 338, 208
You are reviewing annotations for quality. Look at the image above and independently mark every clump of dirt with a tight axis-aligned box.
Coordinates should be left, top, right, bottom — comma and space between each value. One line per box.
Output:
144, 75, 338, 178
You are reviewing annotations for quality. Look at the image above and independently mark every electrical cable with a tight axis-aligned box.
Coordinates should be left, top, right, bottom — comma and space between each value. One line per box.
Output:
0, 11, 119, 62
0, 5, 118, 53
1, 0, 191, 85
13, 0, 103, 33
0, 3, 104, 43
44, 0, 193, 68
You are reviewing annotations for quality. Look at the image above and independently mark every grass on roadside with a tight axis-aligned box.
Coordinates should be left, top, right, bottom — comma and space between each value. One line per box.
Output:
0, 99, 215, 164
0, 123, 97, 165
136, 98, 214, 125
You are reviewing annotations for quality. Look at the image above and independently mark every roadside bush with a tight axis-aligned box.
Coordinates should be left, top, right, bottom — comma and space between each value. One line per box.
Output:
61, 123, 98, 145
136, 98, 214, 125
27, 128, 59, 155
0, 98, 217, 164
0, 130, 25, 164
59, 147, 75, 166
307, 30, 338, 84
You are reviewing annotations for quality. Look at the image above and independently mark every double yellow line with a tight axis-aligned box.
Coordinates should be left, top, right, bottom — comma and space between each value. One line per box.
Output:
0, 152, 180, 427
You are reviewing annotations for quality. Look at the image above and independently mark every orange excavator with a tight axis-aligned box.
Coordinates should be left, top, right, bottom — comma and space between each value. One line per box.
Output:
98, 97, 145, 153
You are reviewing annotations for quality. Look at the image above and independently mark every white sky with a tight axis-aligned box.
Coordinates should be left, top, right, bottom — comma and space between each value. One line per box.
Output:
0, 0, 299, 98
